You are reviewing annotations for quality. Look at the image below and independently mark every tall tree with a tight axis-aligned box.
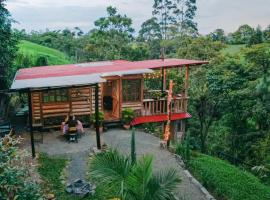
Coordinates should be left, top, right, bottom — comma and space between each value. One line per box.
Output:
172, 0, 197, 35
0, 0, 18, 119
153, 0, 176, 40
0, 0, 17, 90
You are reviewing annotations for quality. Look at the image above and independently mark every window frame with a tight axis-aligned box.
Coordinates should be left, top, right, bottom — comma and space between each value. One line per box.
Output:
122, 78, 142, 103
42, 89, 69, 103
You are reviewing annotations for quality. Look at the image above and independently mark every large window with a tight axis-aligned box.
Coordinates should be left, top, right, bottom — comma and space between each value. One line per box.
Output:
43, 89, 68, 103
122, 79, 141, 102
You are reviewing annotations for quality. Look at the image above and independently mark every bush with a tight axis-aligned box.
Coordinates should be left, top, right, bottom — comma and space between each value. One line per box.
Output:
121, 108, 135, 124
189, 154, 270, 200
90, 111, 104, 125
0, 136, 43, 199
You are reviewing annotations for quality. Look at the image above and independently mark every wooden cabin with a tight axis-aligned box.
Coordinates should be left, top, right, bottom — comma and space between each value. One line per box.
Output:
11, 59, 207, 132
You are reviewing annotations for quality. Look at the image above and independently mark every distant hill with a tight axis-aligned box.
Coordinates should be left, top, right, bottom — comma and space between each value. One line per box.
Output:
16, 40, 71, 67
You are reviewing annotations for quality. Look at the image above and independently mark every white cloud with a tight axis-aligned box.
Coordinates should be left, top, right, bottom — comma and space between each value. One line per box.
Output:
6, 0, 270, 34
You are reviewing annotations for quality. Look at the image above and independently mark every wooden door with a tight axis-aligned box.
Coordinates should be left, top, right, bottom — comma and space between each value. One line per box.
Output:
111, 80, 120, 119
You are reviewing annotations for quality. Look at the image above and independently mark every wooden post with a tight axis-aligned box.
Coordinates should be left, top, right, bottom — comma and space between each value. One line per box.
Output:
27, 90, 35, 158
184, 65, 189, 97
95, 84, 101, 149
161, 68, 166, 92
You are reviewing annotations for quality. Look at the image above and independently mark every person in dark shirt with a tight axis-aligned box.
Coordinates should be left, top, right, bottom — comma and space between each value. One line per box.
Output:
66, 115, 78, 133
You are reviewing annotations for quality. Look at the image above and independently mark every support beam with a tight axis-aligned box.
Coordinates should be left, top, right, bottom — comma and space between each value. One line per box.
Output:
161, 68, 166, 92
27, 90, 35, 158
95, 84, 101, 149
184, 65, 189, 97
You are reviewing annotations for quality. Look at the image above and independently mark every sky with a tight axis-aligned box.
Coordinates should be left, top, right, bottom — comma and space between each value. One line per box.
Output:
6, 0, 270, 35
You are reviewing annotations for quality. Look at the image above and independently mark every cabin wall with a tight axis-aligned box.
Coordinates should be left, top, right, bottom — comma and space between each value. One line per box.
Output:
31, 86, 97, 127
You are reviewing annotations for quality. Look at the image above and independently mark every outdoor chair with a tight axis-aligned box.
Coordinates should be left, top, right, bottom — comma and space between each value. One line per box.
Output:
67, 126, 78, 143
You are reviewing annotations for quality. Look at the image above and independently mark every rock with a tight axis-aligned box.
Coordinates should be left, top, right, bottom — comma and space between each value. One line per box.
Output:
46, 193, 55, 200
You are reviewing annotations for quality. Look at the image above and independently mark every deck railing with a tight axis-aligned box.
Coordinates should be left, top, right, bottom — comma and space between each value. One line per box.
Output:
141, 96, 188, 116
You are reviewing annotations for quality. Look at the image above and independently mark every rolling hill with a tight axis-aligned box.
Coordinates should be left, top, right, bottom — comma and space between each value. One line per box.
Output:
17, 40, 72, 66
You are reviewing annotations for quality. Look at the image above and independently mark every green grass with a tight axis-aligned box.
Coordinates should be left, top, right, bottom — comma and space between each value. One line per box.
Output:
222, 44, 246, 55
18, 40, 71, 65
189, 154, 270, 200
38, 153, 79, 200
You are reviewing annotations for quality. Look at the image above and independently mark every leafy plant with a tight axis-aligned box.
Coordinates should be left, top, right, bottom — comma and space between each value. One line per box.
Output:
90, 111, 105, 126
122, 108, 135, 125
176, 133, 191, 163
89, 149, 181, 200
0, 135, 42, 199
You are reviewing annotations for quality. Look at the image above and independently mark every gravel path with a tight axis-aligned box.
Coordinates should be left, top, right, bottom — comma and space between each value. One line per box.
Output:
103, 129, 207, 200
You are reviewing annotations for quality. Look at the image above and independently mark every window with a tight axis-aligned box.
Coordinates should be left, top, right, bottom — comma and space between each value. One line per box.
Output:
43, 89, 68, 103
122, 79, 141, 102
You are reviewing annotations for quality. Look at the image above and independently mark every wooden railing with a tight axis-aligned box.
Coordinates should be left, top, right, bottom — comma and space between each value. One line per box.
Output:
141, 96, 188, 116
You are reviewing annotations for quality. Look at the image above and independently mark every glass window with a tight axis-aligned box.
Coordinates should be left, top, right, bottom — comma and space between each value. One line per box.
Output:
43, 89, 68, 103
122, 79, 141, 102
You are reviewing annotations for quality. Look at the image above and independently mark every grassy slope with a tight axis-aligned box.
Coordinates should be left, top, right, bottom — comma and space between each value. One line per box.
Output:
18, 40, 71, 65
189, 154, 270, 200
222, 44, 246, 55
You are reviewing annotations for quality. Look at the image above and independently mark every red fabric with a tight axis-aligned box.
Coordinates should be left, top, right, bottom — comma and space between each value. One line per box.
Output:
16, 59, 208, 80
131, 112, 192, 126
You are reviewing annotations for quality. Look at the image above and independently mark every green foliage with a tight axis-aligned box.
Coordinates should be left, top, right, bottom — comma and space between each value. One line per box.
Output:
90, 111, 105, 125
0, 0, 18, 89
89, 149, 181, 200
0, 136, 42, 199
189, 154, 270, 200
176, 133, 191, 162
222, 44, 246, 55
122, 108, 135, 124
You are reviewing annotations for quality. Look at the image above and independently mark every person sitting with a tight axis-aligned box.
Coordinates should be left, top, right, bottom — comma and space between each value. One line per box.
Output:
66, 116, 78, 142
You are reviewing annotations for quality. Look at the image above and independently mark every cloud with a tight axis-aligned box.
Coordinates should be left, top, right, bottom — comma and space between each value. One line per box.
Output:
6, 0, 270, 34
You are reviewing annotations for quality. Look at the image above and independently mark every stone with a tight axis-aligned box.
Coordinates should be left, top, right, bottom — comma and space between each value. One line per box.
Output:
46, 193, 55, 200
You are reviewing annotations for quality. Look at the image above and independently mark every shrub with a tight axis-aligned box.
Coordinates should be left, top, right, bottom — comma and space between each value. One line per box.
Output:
90, 111, 104, 125
189, 154, 270, 200
122, 108, 135, 124
0, 135, 42, 199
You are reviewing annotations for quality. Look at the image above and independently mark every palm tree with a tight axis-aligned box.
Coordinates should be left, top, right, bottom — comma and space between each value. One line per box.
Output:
89, 149, 181, 200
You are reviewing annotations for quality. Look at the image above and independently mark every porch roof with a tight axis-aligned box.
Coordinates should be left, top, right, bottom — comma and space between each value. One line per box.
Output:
11, 58, 208, 90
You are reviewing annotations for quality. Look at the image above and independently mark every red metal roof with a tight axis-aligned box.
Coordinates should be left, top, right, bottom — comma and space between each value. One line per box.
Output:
15, 59, 208, 80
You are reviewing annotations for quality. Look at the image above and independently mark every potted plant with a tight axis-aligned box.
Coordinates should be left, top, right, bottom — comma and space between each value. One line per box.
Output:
152, 90, 162, 100
90, 111, 104, 133
122, 108, 135, 130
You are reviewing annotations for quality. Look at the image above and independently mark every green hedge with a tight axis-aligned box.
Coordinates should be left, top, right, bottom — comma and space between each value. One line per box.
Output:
189, 154, 270, 200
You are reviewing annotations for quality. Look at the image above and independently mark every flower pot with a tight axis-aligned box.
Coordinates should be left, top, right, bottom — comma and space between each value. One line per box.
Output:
123, 124, 131, 130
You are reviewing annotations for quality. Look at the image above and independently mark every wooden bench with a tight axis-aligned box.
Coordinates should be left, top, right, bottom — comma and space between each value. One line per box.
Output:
0, 122, 13, 138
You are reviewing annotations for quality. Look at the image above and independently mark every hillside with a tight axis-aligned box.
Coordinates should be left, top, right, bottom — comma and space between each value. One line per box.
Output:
222, 44, 246, 55
17, 40, 71, 66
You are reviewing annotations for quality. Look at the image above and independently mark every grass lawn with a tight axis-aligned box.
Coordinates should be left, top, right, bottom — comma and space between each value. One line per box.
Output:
38, 153, 78, 200
222, 44, 246, 55
189, 154, 270, 200
18, 40, 72, 65
38, 153, 105, 200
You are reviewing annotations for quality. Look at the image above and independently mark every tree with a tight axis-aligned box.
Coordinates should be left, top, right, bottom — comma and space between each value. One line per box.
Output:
248, 26, 263, 46
210, 29, 227, 43
172, 0, 198, 35
90, 150, 181, 200
229, 24, 255, 44
177, 36, 225, 60
153, 0, 176, 40
85, 6, 137, 61
0, 0, 18, 89
263, 25, 270, 41
138, 17, 162, 42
